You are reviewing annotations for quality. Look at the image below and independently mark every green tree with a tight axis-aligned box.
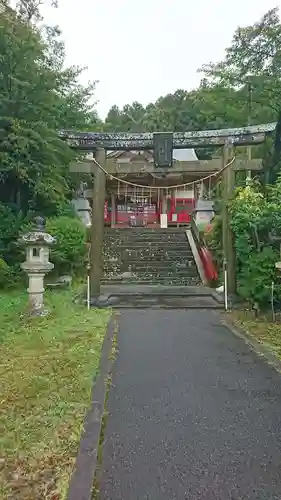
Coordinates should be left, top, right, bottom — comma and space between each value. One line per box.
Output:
199, 7, 281, 114
16, 0, 58, 22
199, 8, 281, 181
104, 102, 146, 132
0, 6, 98, 215
103, 86, 251, 158
104, 85, 255, 140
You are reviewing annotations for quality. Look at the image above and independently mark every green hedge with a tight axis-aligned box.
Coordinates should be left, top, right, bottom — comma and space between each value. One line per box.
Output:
46, 216, 87, 276
0, 203, 87, 287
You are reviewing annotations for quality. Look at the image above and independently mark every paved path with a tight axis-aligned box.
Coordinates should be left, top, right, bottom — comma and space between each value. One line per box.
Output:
99, 310, 281, 500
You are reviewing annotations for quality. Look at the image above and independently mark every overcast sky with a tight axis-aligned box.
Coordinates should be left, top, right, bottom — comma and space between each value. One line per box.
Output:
41, 0, 281, 119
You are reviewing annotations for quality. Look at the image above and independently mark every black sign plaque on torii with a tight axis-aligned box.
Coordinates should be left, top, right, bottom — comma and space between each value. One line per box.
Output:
153, 132, 173, 168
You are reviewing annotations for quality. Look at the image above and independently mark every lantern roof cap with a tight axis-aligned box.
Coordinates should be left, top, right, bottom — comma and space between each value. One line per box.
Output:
18, 217, 56, 246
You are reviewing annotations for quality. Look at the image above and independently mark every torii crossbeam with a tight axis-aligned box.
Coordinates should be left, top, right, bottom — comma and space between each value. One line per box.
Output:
59, 122, 276, 150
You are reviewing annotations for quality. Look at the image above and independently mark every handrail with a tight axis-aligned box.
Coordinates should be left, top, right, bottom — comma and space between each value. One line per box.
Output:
190, 216, 218, 283
190, 217, 200, 244
185, 229, 207, 284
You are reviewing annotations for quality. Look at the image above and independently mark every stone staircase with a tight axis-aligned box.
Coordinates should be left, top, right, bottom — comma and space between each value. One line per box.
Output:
102, 228, 201, 286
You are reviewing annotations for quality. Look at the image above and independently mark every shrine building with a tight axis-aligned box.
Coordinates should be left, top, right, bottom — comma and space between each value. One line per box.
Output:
70, 149, 262, 228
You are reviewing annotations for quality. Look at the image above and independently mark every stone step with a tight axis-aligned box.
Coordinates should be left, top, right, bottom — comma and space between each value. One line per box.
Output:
102, 227, 201, 287
105, 257, 194, 265
104, 229, 188, 234
104, 230, 188, 237
104, 234, 188, 237
104, 241, 190, 251
104, 254, 195, 262
104, 228, 190, 233
103, 260, 194, 268
106, 261, 195, 269
105, 253, 194, 260
107, 252, 194, 260
104, 259, 197, 274
111, 296, 223, 309
104, 233, 187, 241
98, 284, 223, 309
104, 273, 199, 282
101, 277, 201, 285
114, 252, 194, 265
104, 237, 188, 244
106, 243, 189, 248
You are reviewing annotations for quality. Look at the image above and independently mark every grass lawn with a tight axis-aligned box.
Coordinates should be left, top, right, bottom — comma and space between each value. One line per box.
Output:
229, 310, 281, 360
0, 289, 111, 500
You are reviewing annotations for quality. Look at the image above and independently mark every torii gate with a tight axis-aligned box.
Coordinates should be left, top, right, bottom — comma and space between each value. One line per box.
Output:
60, 122, 276, 300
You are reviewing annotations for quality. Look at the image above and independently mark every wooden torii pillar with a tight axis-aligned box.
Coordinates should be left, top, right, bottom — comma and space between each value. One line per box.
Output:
221, 144, 236, 296
90, 148, 106, 298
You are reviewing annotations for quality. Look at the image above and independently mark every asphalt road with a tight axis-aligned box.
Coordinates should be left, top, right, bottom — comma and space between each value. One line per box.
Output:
99, 310, 281, 500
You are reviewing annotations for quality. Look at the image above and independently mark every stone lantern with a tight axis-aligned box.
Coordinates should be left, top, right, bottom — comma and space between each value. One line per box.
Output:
193, 199, 214, 232
19, 217, 56, 316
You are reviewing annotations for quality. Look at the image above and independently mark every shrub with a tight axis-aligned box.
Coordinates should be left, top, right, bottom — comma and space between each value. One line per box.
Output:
230, 182, 281, 308
45, 216, 87, 276
56, 202, 77, 218
237, 247, 280, 307
205, 182, 281, 308
0, 203, 26, 266
0, 258, 14, 288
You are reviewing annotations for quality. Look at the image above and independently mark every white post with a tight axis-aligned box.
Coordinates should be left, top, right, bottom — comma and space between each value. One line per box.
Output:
223, 258, 228, 311
87, 274, 90, 310
160, 213, 168, 228
271, 281, 275, 321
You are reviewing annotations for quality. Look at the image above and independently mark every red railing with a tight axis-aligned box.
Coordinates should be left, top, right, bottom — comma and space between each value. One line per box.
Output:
199, 246, 218, 281
191, 218, 218, 283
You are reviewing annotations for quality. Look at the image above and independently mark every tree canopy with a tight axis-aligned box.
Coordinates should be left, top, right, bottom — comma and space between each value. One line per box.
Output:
0, 1, 99, 216
199, 8, 281, 114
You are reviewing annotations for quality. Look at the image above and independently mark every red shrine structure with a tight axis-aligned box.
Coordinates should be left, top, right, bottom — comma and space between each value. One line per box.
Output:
95, 148, 202, 227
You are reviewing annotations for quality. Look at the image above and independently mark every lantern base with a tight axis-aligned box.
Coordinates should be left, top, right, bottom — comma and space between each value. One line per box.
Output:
27, 307, 50, 317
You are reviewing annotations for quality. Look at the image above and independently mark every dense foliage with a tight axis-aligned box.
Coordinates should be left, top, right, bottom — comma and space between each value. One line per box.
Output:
0, 1, 97, 283
45, 216, 87, 275
206, 180, 281, 308
0, 4, 99, 214
230, 183, 281, 307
